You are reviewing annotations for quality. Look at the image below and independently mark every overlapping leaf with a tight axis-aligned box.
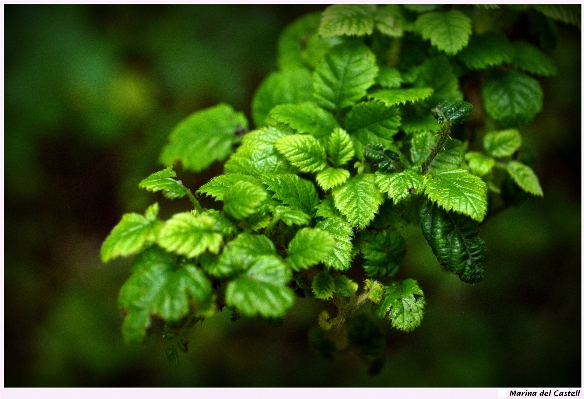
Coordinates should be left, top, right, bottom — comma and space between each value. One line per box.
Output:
319, 4, 377, 37
327, 128, 355, 167
312, 271, 336, 299
507, 161, 543, 196
332, 174, 384, 229
223, 181, 268, 220
316, 168, 350, 191
316, 216, 354, 271
139, 167, 189, 199
510, 41, 558, 77
262, 174, 319, 215
465, 152, 495, 177
369, 88, 433, 108
286, 227, 336, 271
265, 103, 340, 142
457, 32, 513, 70
197, 173, 263, 201
157, 212, 223, 258
374, 5, 405, 37
358, 229, 405, 279
414, 10, 472, 55
375, 169, 424, 204
372, 278, 426, 332
274, 134, 327, 173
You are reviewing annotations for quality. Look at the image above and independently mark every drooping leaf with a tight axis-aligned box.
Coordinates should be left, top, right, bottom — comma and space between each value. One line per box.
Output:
157, 212, 223, 258
369, 88, 434, 108
464, 152, 495, 177
316, 216, 354, 271
138, 167, 189, 199
313, 42, 378, 111
332, 174, 384, 229
482, 70, 543, 127
358, 229, 406, 279
506, 161, 544, 197
286, 227, 336, 271
225, 255, 295, 318
319, 4, 377, 37
101, 203, 161, 262
316, 168, 351, 191
262, 174, 319, 215
457, 32, 513, 70
419, 200, 486, 283
414, 10, 472, 55
118, 247, 213, 343
160, 104, 247, 172
312, 271, 336, 299
483, 129, 522, 158
375, 169, 424, 204
265, 103, 340, 142
424, 169, 488, 222
223, 181, 268, 220
197, 173, 263, 201
372, 278, 426, 332
327, 128, 355, 167
274, 134, 327, 173
510, 41, 558, 77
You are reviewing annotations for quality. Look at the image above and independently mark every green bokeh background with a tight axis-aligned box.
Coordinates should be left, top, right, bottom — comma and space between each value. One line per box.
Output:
4, 5, 581, 387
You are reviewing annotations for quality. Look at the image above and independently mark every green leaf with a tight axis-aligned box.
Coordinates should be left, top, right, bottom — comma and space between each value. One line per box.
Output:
410, 132, 466, 172
276, 207, 312, 227
482, 71, 543, 127
157, 212, 223, 258
510, 41, 558, 77
277, 12, 322, 70
401, 112, 441, 135
224, 127, 296, 176
316, 216, 354, 271
376, 67, 402, 88
532, 5, 581, 29
101, 203, 160, 262
251, 68, 314, 127
333, 275, 359, 296
138, 167, 188, 199
319, 4, 377, 37
375, 169, 424, 204
332, 174, 384, 229
119, 247, 212, 343
369, 88, 434, 108
197, 173, 262, 201
464, 152, 495, 177
419, 200, 486, 283
313, 42, 378, 111
265, 103, 340, 142
274, 134, 327, 173
316, 168, 350, 191
286, 228, 336, 271
374, 5, 405, 37
209, 233, 276, 278
414, 10, 472, 55
327, 127, 355, 167
225, 255, 295, 318
372, 278, 426, 332
457, 32, 513, 70
506, 161, 543, 197
262, 174, 319, 215
359, 229, 405, 279
160, 104, 247, 172
223, 181, 268, 220
365, 280, 385, 304
312, 271, 336, 299
413, 55, 463, 103
424, 169, 488, 222
483, 129, 522, 158
345, 100, 401, 158
432, 101, 473, 125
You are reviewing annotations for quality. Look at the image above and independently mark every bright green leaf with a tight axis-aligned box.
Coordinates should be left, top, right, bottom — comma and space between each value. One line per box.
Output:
327, 128, 355, 167
286, 227, 336, 271
365, 280, 385, 304
465, 152, 495, 177
274, 134, 327, 173
333, 275, 359, 296
157, 212, 223, 258
376, 67, 402, 88
369, 88, 434, 108
332, 174, 384, 229
262, 174, 319, 215
316, 168, 351, 191
265, 103, 340, 142
319, 4, 377, 37
197, 173, 262, 201
507, 161, 543, 196
208, 233, 276, 278
276, 207, 312, 227
223, 181, 268, 220
483, 129, 522, 158
374, 5, 405, 37
414, 10, 472, 55
316, 216, 354, 271
139, 167, 188, 199
375, 169, 424, 204
372, 278, 426, 332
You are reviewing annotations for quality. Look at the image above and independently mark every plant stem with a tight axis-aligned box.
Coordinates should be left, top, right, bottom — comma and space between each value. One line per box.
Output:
186, 189, 204, 213
421, 121, 452, 175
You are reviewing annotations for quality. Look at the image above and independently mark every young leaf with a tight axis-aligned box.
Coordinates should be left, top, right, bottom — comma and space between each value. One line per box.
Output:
312, 271, 336, 299
262, 173, 319, 215
225, 255, 295, 318
316, 168, 350, 191
208, 233, 276, 278
358, 229, 406, 279
506, 161, 543, 197
457, 32, 513, 70
376, 67, 402, 89
372, 278, 426, 332
223, 181, 268, 220
414, 10, 472, 55
419, 200, 486, 284
157, 212, 223, 258
464, 152, 495, 177
286, 227, 336, 271
316, 216, 354, 271
265, 103, 340, 142
375, 169, 424, 204
333, 275, 359, 296
118, 247, 213, 343
313, 42, 378, 111
160, 104, 247, 172
482, 70, 543, 127
139, 167, 188, 199
332, 174, 384, 229
483, 129, 522, 158
327, 128, 355, 167
101, 203, 160, 262
319, 4, 377, 37
365, 280, 385, 304
423, 169, 488, 222
510, 41, 558, 77
274, 134, 327, 173
197, 173, 262, 201
369, 88, 434, 108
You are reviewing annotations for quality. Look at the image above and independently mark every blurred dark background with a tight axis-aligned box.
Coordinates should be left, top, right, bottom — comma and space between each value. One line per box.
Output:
4, 5, 581, 387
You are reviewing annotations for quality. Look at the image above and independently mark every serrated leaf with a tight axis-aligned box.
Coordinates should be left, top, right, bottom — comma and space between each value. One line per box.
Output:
506, 161, 543, 197
315, 195, 342, 219
316, 168, 351, 191
420, 200, 486, 283
319, 4, 377, 37
223, 181, 268, 220
483, 129, 522, 158
276, 207, 312, 227
286, 228, 336, 271
197, 173, 262, 201
533, 5, 581, 29
332, 174, 384, 229
510, 41, 558, 77
375, 169, 424, 204
413, 55, 463, 104
157, 212, 223, 258
345, 100, 401, 159
465, 152, 495, 177
274, 134, 327, 173
101, 205, 160, 262
333, 275, 359, 296
401, 112, 441, 135
376, 67, 402, 88
160, 104, 247, 172
312, 271, 336, 299
432, 101, 473, 125
139, 167, 188, 199
365, 280, 385, 304
374, 5, 405, 37
414, 10, 472, 55
207, 233, 276, 278
410, 132, 466, 172
327, 128, 355, 167
359, 229, 405, 279
252, 68, 314, 127
262, 174, 319, 215
372, 278, 426, 332
457, 32, 513, 70
482, 71, 543, 127
265, 103, 340, 142
369, 88, 434, 108
119, 247, 212, 343
225, 255, 294, 318
316, 216, 354, 271
424, 169, 488, 222
313, 42, 378, 111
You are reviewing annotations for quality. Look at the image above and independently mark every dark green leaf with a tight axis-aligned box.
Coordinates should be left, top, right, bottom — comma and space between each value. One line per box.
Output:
312, 271, 336, 299
510, 41, 558, 77
372, 278, 426, 332
414, 10, 472, 55
359, 229, 405, 279
432, 101, 473, 125
457, 32, 513, 70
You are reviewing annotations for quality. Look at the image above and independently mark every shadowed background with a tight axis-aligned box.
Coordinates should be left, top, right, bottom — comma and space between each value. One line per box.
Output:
4, 4, 581, 387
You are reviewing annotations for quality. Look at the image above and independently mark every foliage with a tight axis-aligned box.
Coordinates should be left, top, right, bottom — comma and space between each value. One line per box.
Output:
101, 4, 575, 373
